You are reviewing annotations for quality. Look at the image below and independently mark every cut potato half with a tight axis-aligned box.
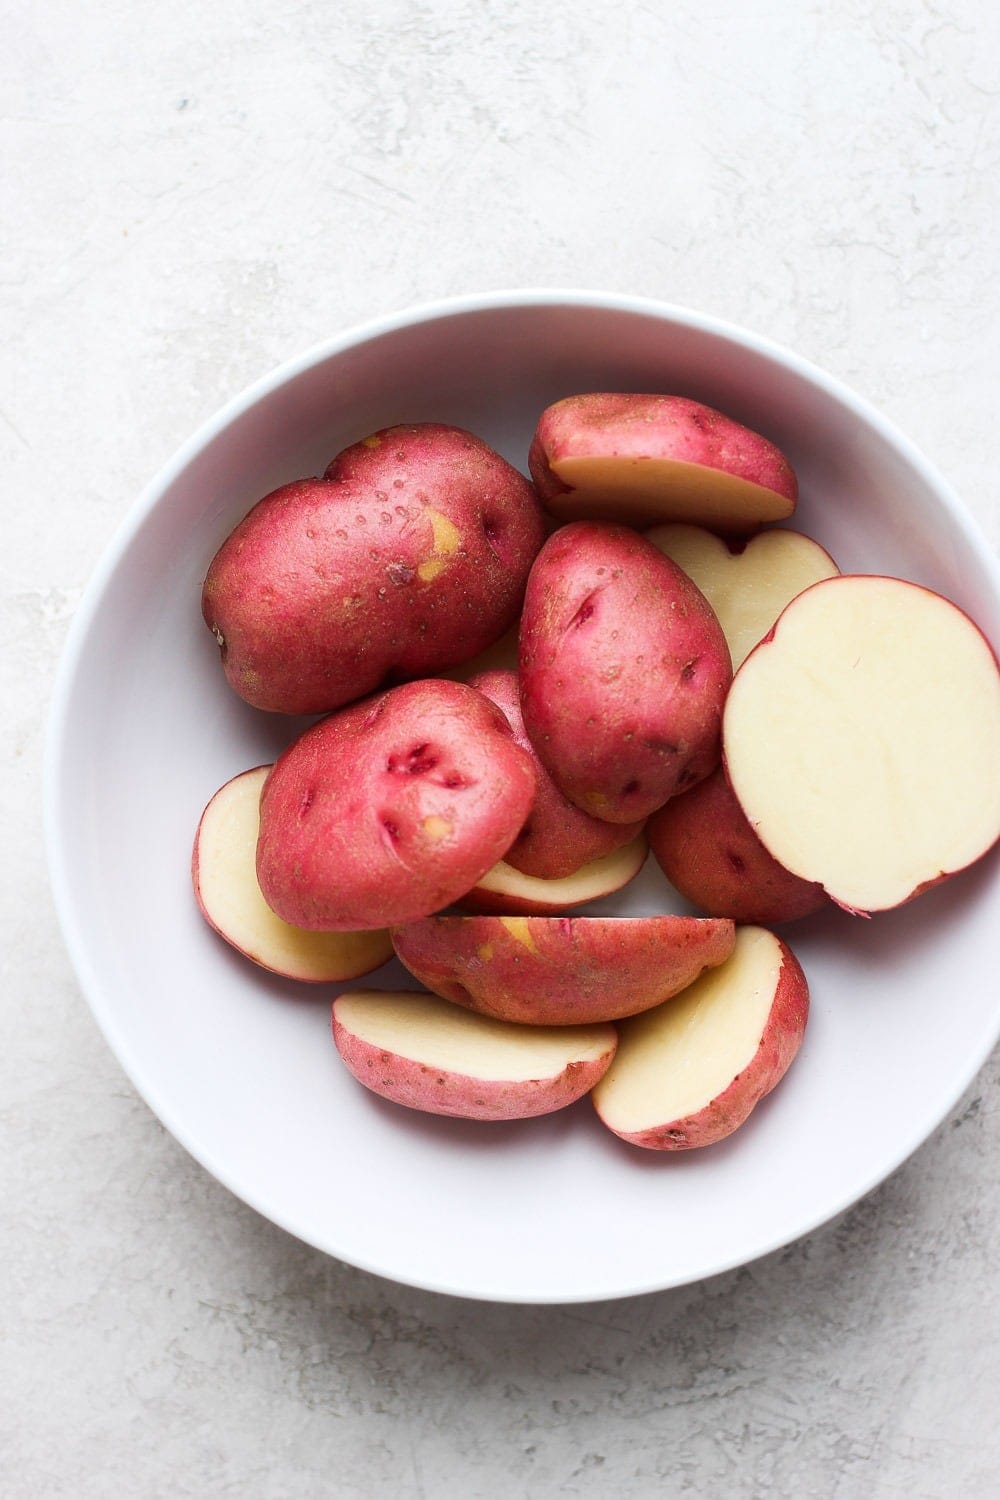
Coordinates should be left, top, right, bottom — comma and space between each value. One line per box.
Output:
457, 836, 648, 915
391, 914, 735, 1025
593, 926, 808, 1149
647, 523, 839, 668
192, 766, 393, 982
332, 989, 617, 1120
528, 393, 797, 533
724, 575, 1000, 914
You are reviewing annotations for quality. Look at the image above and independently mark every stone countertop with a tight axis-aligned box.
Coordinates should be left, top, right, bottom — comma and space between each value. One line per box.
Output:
4, 3, 998, 1495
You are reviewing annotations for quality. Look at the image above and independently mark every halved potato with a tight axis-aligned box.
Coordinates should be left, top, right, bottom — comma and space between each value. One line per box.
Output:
646, 523, 839, 669
723, 575, 1000, 914
593, 926, 808, 1149
457, 836, 648, 915
529, 394, 797, 532
391, 914, 735, 1025
332, 989, 616, 1120
192, 767, 393, 981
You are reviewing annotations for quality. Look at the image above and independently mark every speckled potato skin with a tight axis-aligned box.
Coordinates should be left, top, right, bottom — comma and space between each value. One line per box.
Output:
519, 522, 732, 822
391, 915, 736, 1025
331, 1001, 617, 1120
469, 668, 645, 878
648, 767, 829, 924
202, 424, 545, 714
528, 393, 797, 511
256, 680, 536, 929
597, 935, 809, 1150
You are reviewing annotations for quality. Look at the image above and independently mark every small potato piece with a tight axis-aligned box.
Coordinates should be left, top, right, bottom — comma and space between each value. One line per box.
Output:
202, 424, 545, 714
648, 767, 829, 925
391, 914, 735, 1025
458, 837, 648, 915
470, 669, 645, 879
519, 522, 731, 822
593, 926, 809, 1150
646, 524, 839, 669
192, 766, 393, 981
256, 679, 536, 930
332, 989, 617, 1120
529, 394, 797, 532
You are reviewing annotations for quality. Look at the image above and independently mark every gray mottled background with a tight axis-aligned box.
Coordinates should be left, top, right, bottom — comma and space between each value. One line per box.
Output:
4, 2, 998, 1495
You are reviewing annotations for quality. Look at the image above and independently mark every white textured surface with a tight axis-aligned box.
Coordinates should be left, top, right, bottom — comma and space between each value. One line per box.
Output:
4, 2, 999, 1494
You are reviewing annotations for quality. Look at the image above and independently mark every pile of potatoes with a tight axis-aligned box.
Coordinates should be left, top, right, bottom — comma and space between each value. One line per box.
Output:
193, 394, 1000, 1150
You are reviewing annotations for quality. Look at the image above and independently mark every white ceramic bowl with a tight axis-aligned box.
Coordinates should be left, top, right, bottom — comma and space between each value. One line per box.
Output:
46, 291, 1000, 1303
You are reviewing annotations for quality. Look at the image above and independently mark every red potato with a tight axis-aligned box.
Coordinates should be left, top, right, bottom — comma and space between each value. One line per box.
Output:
723, 575, 1000, 915
391, 914, 736, 1026
529, 394, 797, 533
256, 679, 536, 930
203, 424, 545, 714
332, 990, 617, 1121
648, 767, 829, 925
458, 836, 648, 915
592, 926, 809, 1150
469, 669, 645, 878
519, 522, 732, 823
646, 523, 839, 669
192, 766, 393, 981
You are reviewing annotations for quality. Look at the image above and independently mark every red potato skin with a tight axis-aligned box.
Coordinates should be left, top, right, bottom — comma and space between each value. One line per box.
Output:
648, 767, 829, 924
390, 915, 736, 1025
519, 522, 732, 822
600, 937, 809, 1150
469, 669, 645, 879
202, 424, 545, 714
256, 680, 537, 930
528, 393, 797, 511
331, 1004, 617, 1121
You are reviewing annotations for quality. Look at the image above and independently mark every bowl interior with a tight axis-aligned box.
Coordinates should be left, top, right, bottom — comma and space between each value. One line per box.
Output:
48, 296, 1000, 1302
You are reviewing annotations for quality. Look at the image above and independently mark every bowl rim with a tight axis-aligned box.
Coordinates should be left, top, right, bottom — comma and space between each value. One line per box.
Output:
44, 288, 1000, 1303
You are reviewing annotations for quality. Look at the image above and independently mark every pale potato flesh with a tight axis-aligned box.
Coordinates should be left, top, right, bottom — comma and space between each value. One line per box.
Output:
549, 456, 795, 530
334, 990, 614, 1081
465, 836, 648, 911
195, 768, 392, 980
724, 575, 1000, 912
647, 524, 839, 668
593, 927, 781, 1130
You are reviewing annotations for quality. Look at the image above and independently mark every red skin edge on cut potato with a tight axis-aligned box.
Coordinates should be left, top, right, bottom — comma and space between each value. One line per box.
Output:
331, 1006, 616, 1121
608, 938, 809, 1151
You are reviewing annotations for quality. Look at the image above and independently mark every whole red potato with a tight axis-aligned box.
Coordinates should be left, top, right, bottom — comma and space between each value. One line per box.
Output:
519, 522, 732, 823
256, 679, 536, 930
203, 424, 545, 714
